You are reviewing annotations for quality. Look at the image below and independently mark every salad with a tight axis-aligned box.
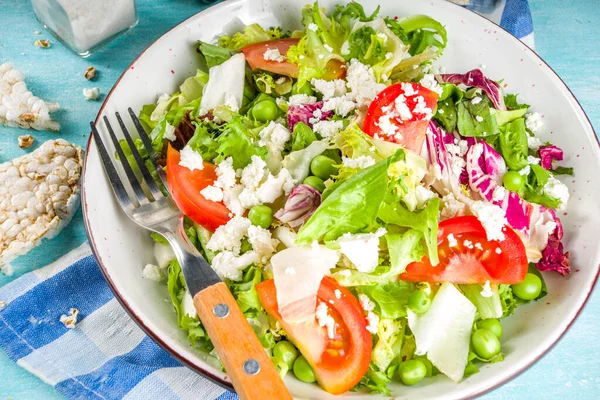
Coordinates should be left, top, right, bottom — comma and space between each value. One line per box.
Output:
132, 2, 573, 395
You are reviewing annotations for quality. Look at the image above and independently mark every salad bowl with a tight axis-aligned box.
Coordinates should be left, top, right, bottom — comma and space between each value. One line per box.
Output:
82, 0, 600, 398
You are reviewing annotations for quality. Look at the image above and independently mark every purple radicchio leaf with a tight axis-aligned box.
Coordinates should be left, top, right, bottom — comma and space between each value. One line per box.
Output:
540, 206, 564, 240
538, 145, 564, 170
287, 101, 333, 131
274, 184, 322, 228
536, 231, 571, 276
466, 140, 531, 232
439, 69, 506, 110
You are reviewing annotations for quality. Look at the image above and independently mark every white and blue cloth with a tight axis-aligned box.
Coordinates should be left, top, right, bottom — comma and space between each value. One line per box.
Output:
0, 1, 533, 399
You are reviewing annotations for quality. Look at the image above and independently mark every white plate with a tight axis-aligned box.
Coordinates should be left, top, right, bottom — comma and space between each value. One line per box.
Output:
82, 0, 600, 398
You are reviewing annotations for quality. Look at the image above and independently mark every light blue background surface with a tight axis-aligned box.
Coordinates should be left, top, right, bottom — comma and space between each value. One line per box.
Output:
0, 0, 598, 398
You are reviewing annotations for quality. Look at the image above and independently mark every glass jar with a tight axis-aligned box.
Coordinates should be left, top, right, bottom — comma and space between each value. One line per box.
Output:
30, 0, 138, 57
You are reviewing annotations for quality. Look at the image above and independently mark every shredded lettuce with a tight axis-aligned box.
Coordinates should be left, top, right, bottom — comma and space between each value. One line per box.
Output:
254, 73, 293, 96
215, 117, 267, 169
138, 104, 158, 132
196, 41, 232, 69
393, 15, 447, 56
460, 284, 503, 319
372, 318, 404, 373
433, 83, 464, 133
291, 122, 317, 151
361, 282, 415, 319
219, 23, 275, 50
498, 118, 529, 171
456, 93, 500, 138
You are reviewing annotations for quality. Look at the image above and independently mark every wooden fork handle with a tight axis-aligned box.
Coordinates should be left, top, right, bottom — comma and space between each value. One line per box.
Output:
194, 282, 293, 400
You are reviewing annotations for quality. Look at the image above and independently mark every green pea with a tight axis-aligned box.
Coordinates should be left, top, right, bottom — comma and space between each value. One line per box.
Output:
252, 100, 279, 122
477, 319, 503, 339
408, 290, 431, 314
293, 356, 316, 383
248, 205, 273, 229
303, 176, 325, 192
271, 356, 289, 378
503, 170, 525, 192
273, 340, 298, 370
397, 359, 427, 386
310, 155, 338, 180
414, 357, 434, 377
292, 82, 314, 96
471, 328, 501, 360
512, 273, 542, 301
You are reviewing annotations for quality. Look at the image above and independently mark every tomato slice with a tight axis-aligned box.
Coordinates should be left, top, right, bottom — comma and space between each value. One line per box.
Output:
241, 38, 300, 78
363, 82, 438, 152
256, 277, 372, 395
166, 145, 230, 231
401, 216, 528, 284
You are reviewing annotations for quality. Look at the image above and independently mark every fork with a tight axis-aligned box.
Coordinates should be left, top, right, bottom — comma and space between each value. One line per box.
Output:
90, 109, 292, 400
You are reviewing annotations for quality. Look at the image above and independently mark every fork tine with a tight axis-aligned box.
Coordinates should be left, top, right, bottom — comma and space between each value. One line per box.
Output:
127, 107, 169, 189
90, 122, 135, 209
103, 115, 149, 204
115, 111, 163, 199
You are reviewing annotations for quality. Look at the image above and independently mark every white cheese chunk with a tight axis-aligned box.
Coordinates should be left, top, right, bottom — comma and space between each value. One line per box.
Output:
543, 176, 569, 210
338, 228, 386, 273
200, 53, 246, 111
178, 145, 204, 171
470, 201, 508, 241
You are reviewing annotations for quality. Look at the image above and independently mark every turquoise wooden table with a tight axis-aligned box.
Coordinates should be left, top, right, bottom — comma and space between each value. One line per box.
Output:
0, 0, 598, 398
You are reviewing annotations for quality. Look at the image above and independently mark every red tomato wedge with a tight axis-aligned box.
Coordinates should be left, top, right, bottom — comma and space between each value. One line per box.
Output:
241, 38, 300, 78
363, 82, 438, 152
401, 216, 528, 284
166, 145, 230, 231
256, 277, 372, 395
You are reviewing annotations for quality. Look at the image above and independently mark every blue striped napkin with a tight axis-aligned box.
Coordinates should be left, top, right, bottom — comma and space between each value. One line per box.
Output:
0, 1, 533, 399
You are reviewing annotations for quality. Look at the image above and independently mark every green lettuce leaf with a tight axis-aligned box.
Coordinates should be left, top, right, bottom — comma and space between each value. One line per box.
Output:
291, 122, 317, 151
197, 41, 232, 69
215, 117, 267, 169
229, 266, 263, 315
378, 197, 440, 266
457, 95, 500, 138
362, 282, 415, 319
460, 283, 503, 319
138, 104, 158, 132
433, 83, 464, 133
499, 117, 529, 171
372, 318, 404, 372
219, 23, 273, 50
254, 73, 293, 96
490, 107, 527, 126
394, 15, 447, 56
187, 123, 220, 162
296, 150, 405, 244
504, 93, 530, 110
358, 364, 392, 396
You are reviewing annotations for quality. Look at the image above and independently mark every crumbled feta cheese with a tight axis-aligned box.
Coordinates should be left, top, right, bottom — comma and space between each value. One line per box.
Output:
263, 48, 285, 62
215, 157, 237, 189
528, 135, 543, 151
438, 109, 445, 114
492, 186, 506, 202
345, 59, 386, 107
324, 44, 334, 52
464, 239, 474, 249
338, 228, 386, 273
413, 95, 433, 119
543, 176, 569, 209
495, 247, 502, 254
322, 95, 356, 117
394, 95, 413, 120
307, 23, 318, 32
247, 225, 278, 263
223, 185, 245, 216
441, 193, 467, 219
525, 112, 543, 132
211, 250, 259, 281
401, 82, 418, 97
457, 140, 469, 156
224, 92, 240, 112
259, 122, 291, 169
342, 155, 376, 169
178, 145, 204, 171
0, 140, 82, 265
527, 155, 541, 165
288, 94, 317, 105
334, 289, 342, 299
157, 92, 170, 104
311, 78, 347, 99
308, 108, 323, 125
206, 216, 252, 254
480, 281, 494, 298
18, 135, 34, 148
447, 233, 458, 247
366, 311, 379, 334
200, 185, 224, 202
519, 165, 531, 176
257, 168, 295, 204
316, 302, 336, 339
142, 263, 164, 282
312, 119, 344, 140
359, 294, 375, 312
419, 74, 443, 96
471, 96, 482, 105
0, 63, 60, 131
470, 201, 508, 241
475, 115, 484, 122
376, 113, 401, 140
241, 156, 268, 189
474, 242, 484, 250
163, 123, 176, 141
59, 308, 79, 329
83, 87, 100, 100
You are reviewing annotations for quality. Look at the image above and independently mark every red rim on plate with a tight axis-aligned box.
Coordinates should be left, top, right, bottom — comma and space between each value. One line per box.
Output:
82, 0, 600, 397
